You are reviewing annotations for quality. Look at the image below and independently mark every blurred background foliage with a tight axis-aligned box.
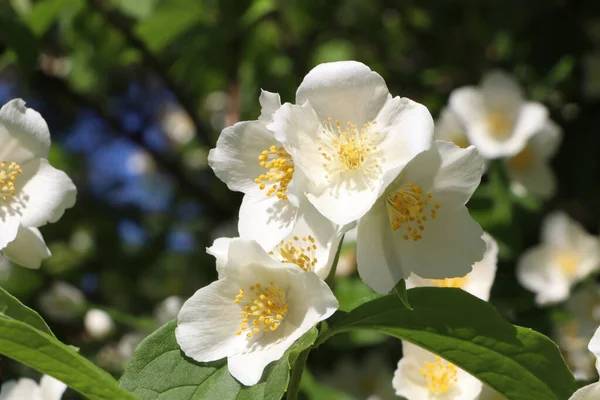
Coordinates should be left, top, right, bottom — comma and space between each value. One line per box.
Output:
1, 0, 600, 398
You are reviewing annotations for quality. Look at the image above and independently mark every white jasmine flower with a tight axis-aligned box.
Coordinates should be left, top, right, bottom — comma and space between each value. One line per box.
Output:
38, 281, 85, 322
435, 108, 470, 149
568, 326, 600, 399
154, 295, 184, 326
84, 309, 115, 340
406, 232, 498, 301
516, 211, 600, 306
0, 375, 66, 400
0, 99, 76, 267
207, 198, 345, 280
176, 239, 338, 386
271, 61, 433, 225
393, 342, 482, 400
504, 120, 562, 199
449, 71, 549, 159
357, 141, 486, 294
209, 90, 307, 250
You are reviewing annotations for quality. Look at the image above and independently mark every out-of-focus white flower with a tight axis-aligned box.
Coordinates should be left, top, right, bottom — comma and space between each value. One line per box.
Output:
208, 198, 345, 280
449, 71, 548, 159
434, 108, 470, 149
324, 352, 396, 400
357, 141, 486, 294
38, 281, 85, 322
406, 232, 498, 301
154, 295, 184, 326
568, 326, 600, 399
393, 342, 482, 400
505, 120, 562, 199
160, 105, 196, 146
176, 239, 338, 386
209, 91, 309, 250
126, 149, 155, 175
271, 61, 433, 226
516, 211, 600, 306
0, 99, 77, 269
84, 309, 114, 340
0, 375, 66, 400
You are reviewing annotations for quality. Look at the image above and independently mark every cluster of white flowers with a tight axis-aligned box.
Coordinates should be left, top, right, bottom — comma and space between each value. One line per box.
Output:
438, 71, 561, 200
0, 99, 76, 269
0, 374, 66, 400
176, 61, 488, 386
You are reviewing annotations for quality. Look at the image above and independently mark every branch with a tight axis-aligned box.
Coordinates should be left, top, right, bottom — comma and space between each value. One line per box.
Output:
33, 72, 233, 221
87, 0, 214, 148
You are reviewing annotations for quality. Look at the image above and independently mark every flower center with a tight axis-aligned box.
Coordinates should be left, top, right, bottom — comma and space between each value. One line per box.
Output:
556, 252, 579, 277
508, 146, 534, 172
430, 276, 468, 289
254, 145, 294, 200
420, 356, 458, 395
269, 236, 318, 272
486, 112, 512, 139
0, 161, 22, 201
386, 182, 439, 241
317, 118, 380, 179
234, 282, 288, 338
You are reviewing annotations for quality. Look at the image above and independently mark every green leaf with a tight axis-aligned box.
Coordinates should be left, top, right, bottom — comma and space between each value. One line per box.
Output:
26, 0, 83, 36
317, 288, 577, 400
300, 370, 355, 400
0, 15, 39, 73
119, 320, 318, 399
392, 279, 412, 310
0, 286, 55, 337
0, 315, 137, 400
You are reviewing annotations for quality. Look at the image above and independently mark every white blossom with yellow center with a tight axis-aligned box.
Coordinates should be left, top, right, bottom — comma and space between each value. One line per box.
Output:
566, 326, 600, 399
504, 120, 562, 200
270, 61, 433, 226
0, 374, 66, 400
407, 232, 498, 301
208, 90, 303, 250
516, 211, 600, 306
393, 342, 482, 400
435, 107, 471, 150
449, 70, 549, 159
208, 198, 346, 280
357, 141, 486, 294
0, 99, 76, 269
176, 239, 338, 386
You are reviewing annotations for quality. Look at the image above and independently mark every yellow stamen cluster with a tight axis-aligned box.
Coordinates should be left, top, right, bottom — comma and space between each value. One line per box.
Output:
0, 161, 22, 201
234, 281, 288, 339
269, 236, 318, 272
254, 145, 294, 200
486, 112, 511, 139
386, 182, 439, 241
430, 276, 469, 289
318, 118, 380, 177
556, 252, 579, 277
420, 356, 458, 395
509, 146, 534, 172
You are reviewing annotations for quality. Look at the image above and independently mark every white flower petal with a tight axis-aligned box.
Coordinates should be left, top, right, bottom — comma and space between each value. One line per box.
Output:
507, 157, 556, 199
258, 90, 281, 124
0, 381, 17, 400
207, 237, 233, 278
176, 279, 250, 362
481, 70, 524, 113
435, 107, 470, 148
511, 102, 549, 148
15, 159, 76, 227
0, 99, 51, 164
394, 205, 485, 280
376, 96, 434, 180
357, 200, 408, 294
2, 226, 50, 269
449, 87, 487, 132
0, 378, 40, 400
296, 61, 390, 127
588, 326, 600, 372
225, 238, 283, 272
516, 246, 571, 305
433, 141, 484, 205
533, 119, 563, 158
208, 121, 278, 197
569, 382, 600, 400
463, 233, 498, 301
39, 375, 67, 400
238, 194, 297, 251
0, 213, 20, 250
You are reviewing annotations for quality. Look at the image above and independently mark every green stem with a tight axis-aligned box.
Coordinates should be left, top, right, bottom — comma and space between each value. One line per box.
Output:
324, 234, 344, 288
287, 348, 310, 400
